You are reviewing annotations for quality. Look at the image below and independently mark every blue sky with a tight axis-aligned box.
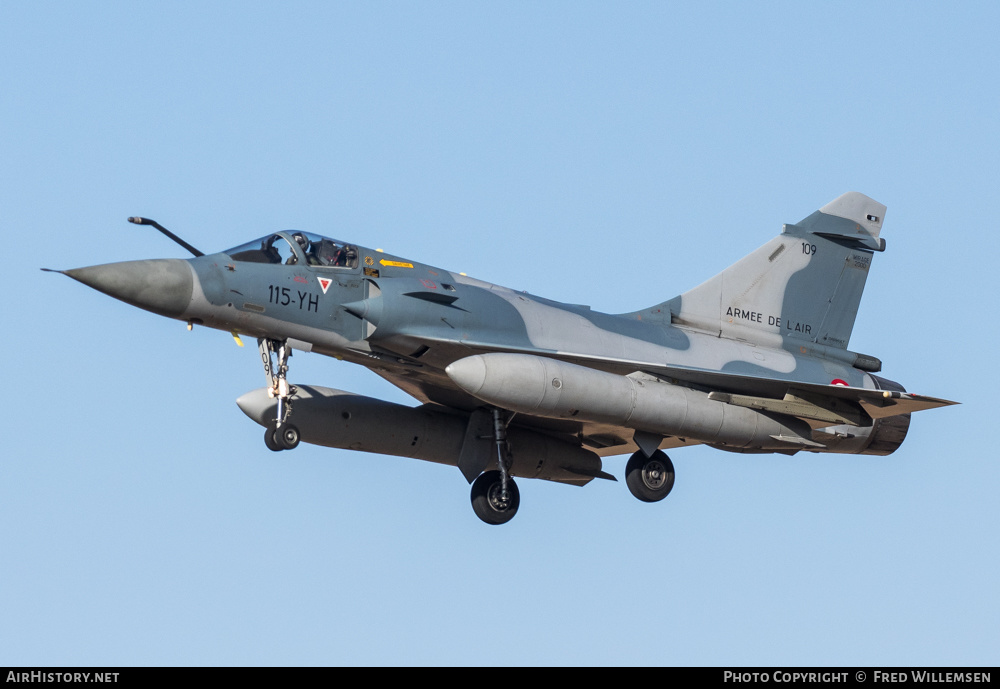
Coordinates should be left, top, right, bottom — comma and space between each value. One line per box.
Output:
1, 2, 996, 666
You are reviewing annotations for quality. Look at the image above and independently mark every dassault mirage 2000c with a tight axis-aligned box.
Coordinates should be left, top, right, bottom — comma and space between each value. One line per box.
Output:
50, 192, 956, 524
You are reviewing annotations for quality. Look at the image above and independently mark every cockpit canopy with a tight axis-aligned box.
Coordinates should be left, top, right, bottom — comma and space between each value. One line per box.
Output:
225, 232, 358, 268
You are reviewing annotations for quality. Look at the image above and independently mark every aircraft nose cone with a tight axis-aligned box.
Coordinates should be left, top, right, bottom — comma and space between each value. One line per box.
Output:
63, 259, 194, 318
445, 355, 489, 395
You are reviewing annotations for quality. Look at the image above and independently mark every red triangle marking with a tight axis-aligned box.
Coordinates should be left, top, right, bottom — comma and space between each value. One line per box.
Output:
318, 277, 332, 294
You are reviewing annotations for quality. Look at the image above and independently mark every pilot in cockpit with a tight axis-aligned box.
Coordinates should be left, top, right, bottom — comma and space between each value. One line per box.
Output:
313, 239, 345, 267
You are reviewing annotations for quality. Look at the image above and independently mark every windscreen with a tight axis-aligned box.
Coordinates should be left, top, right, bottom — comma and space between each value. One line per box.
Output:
226, 232, 357, 268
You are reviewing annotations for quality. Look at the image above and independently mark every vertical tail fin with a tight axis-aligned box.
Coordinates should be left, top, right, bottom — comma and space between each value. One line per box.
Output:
646, 192, 887, 350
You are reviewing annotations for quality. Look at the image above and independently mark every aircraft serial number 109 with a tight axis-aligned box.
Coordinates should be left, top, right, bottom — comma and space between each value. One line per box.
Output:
52, 196, 956, 524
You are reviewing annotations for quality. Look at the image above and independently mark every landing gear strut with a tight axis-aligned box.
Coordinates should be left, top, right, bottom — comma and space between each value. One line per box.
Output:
259, 338, 300, 451
470, 409, 520, 524
625, 449, 675, 502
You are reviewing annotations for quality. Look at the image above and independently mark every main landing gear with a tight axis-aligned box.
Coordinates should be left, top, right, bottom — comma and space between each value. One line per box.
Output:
259, 338, 300, 452
625, 449, 675, 502
471, 470, 520, 525
470, 409, 520, 525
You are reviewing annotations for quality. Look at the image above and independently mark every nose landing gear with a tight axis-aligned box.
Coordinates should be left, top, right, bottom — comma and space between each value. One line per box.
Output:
259, 338, 300, 451
266, 419, 300, 451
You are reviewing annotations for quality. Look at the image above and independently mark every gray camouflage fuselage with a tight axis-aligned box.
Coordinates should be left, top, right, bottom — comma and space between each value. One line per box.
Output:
60, 192, 956, 505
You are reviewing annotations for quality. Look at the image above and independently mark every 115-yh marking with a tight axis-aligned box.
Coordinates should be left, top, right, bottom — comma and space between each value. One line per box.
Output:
268, 285, 319, 312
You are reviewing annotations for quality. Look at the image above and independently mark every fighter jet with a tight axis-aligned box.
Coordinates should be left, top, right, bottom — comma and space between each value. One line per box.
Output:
50, 192, 956, 524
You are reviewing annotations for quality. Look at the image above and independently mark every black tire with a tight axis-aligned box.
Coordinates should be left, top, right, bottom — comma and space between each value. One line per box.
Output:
625, 450, 675, 503
276, 424, 300, 450
264, 422, 283, 452
470, 470, 520, 525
